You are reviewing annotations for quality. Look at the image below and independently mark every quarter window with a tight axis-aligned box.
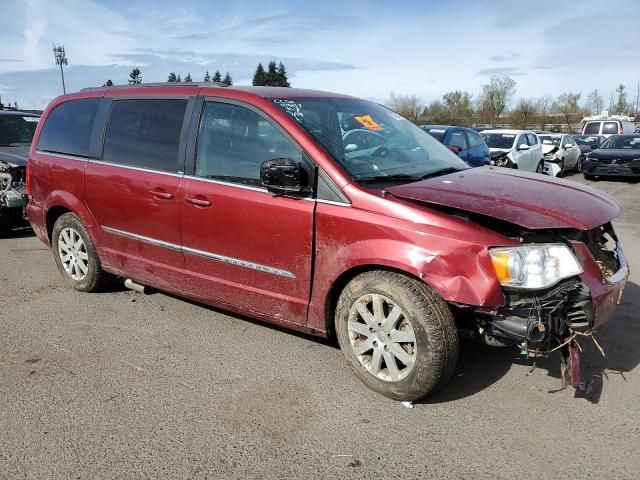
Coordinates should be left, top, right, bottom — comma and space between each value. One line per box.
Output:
102, 99, 187, 173
448, 130, 468, 150
467, 130, 485, 148
37, 98, 100, 157
526, 133, 538, 146
195, 102, 301, 187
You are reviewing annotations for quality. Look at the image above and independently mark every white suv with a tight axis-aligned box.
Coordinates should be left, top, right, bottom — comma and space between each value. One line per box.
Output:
480, 129, 544, 173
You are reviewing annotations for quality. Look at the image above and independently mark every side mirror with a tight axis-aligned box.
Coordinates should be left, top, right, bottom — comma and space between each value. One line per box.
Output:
590, 144, 598, 149
260, 158, 306, 195
564, 143, 574, 149
517, 143, 530, 151
448, 146, 461, 154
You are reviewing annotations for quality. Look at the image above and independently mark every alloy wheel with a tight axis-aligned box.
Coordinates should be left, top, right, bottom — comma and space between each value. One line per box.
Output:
57, 227, 89, 281
347, 293, 417, 382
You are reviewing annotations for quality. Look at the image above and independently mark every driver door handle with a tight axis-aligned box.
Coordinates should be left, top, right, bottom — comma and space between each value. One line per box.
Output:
185, 195, 212, 207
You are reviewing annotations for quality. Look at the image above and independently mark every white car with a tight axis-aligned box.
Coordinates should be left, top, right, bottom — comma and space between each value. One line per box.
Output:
539, 134, 582, 177
480, 129, 544, 173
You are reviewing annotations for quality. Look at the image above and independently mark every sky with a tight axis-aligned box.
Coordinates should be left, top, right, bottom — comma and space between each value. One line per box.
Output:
1, 0, 639, 109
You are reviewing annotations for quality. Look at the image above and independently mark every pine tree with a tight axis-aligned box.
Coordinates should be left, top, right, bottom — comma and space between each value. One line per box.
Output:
128, 68, 142, 85
266, 61, 278, 86
167, 72, 177, 82
203, 70, 211, 82
176, 74, 182, 83
0, 96, 3, 109
184, 73, 192, 83
252, 63, 267, 86
276, 62, 290, 87
222, 72, 233, 86
212, 70, 222, 83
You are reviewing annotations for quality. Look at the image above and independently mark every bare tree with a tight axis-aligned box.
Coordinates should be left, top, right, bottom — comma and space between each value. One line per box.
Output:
587, 89, 604, 115
535, 96, 552, 130
478, 76, 517, 124
508, 98, 538, 129
388, 93, 424, 124
553, 92, 584, 132
441, 90, 474, 125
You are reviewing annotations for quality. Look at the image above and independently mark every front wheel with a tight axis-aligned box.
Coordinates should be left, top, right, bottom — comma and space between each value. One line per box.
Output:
557, 159, 565, 177
335, 271, 459, 401
536, 160, 545, 174
576, 156, 584, 172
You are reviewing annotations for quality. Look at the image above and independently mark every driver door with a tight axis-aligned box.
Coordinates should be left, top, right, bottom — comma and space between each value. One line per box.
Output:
179, 99, 315, 326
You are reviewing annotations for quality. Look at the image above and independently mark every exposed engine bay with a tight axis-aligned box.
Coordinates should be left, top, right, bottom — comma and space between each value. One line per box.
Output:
489, 150, 512, 167
0, 159, 28, 232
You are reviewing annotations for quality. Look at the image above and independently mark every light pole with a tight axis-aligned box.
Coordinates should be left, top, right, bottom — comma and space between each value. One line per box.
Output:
53, 45, 68, 94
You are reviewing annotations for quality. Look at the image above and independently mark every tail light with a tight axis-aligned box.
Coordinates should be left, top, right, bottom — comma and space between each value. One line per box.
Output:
26, 158, 32, 196
620, 125, 624, 134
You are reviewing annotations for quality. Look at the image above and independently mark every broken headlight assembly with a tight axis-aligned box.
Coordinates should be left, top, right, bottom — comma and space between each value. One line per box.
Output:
489, 244, 583, 290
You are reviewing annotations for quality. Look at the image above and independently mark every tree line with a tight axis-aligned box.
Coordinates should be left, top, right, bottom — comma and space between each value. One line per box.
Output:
389, 76, 640, 131
102, 61, 293, 89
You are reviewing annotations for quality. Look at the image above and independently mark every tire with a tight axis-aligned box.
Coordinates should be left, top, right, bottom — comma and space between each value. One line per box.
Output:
557, 159, 565, 177
536, 160, 545, 174
335, 271, 459, 401
52, 212, 110, 292
583, 174, 595, 180
576, 156, 583, 173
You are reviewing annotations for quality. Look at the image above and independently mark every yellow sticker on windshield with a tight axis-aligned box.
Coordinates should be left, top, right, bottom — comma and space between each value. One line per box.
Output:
354, 114, 383, 131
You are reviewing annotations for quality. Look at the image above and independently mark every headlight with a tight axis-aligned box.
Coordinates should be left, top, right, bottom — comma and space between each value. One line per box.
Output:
489, 244, 583, 289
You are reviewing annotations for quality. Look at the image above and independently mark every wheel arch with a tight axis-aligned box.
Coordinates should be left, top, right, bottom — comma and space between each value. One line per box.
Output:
44, 190, 99, 244
323, 264, 437, 339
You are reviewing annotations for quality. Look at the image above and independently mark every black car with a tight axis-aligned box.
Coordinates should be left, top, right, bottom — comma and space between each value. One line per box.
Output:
583, 134, 640, 179
0, 110, 39, 233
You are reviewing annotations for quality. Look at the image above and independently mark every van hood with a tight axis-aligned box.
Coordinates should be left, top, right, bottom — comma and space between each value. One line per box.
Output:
542, 144, 559, 155
386, 167, 620, 230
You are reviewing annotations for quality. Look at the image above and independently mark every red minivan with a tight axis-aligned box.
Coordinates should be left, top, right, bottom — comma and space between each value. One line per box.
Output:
27, 83, 628, 400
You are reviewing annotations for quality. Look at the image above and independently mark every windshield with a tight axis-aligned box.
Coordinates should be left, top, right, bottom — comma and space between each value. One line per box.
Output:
600, 135, 640, 150
271, 97, 469, 181
0, 114, 39, 146
480, 132, 516, 149
538, 135, 561, 146
574, 135, 602, 147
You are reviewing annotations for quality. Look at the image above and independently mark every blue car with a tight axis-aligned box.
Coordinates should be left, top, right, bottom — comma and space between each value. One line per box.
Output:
420, 125, 491, 167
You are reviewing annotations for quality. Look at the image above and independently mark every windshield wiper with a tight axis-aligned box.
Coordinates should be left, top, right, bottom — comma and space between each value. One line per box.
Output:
356, 173, 421, 183
419, 167, 466, 180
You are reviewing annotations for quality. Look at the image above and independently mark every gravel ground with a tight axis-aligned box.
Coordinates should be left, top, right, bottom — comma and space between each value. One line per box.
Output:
1, 172, 639, 479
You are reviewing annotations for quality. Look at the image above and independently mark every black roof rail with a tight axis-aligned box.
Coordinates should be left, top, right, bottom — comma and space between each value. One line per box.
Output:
81, 82, 228, 92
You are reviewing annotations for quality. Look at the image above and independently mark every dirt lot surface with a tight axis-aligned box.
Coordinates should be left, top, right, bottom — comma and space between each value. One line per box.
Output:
1, 172, 639, 479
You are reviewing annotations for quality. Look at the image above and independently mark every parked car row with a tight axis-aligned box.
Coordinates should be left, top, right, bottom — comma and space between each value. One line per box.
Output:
0, 109, 39, 233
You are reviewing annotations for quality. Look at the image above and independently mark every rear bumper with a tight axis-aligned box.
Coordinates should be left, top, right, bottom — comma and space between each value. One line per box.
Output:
26, 201, 49, 246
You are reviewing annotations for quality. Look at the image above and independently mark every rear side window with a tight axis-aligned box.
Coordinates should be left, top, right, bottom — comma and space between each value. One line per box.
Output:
448, 130, 468, 150
602, 122, 619, 134
102, 99, 187, 173
583, 122, 600, 134
467, 130, 485, 148
37, 98, 100, 157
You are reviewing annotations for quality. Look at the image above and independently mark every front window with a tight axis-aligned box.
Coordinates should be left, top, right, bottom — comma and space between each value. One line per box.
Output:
0, 114, 39, 147
600, 135, 640, 150
481, 132, 516, 149
271, 97, 468, 182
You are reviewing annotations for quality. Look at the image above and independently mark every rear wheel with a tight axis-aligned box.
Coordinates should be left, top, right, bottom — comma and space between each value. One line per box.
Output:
52, 213, 111, 292
335, 271, 459, 401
